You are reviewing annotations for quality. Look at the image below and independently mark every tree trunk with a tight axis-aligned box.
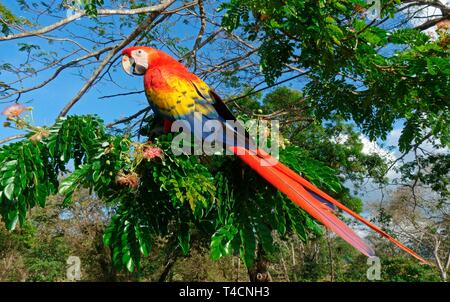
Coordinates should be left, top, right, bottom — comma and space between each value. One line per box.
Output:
247, 244, 273, 282
158, 238, 182, 282
433, 236, 449, 282
96, 227, 117, 282
158, 253, 178, 282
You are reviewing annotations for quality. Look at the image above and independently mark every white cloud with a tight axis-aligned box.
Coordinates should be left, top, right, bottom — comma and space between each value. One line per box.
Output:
331, 133, 396, 162
386, 128, 402, 147
386, 127, 449, 157
359, 135, 396, 162
331, 126, 448, 205
332, 133, 399, 179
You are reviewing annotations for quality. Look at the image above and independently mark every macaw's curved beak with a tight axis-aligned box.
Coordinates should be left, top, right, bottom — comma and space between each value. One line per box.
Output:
121, 55, 134, 76
122, 54, 147, 76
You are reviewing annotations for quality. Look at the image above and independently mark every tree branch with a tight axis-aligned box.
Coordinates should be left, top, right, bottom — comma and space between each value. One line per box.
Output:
414, 16, 449, 30
0, 134, 26, 145
0, 1, 177, 41
99, 90, 145, 100
0, 46, 114, 100
190, 0, 206, 71
106, 106, 152, 128
224, 71, 311, 104
58, 0, 176, 117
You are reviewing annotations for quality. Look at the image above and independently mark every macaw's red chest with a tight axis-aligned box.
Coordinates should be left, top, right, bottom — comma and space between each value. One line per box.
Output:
144, 67, 172, 92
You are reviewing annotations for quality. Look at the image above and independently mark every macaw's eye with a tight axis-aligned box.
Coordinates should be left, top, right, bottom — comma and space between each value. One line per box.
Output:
137, 50, 142, 55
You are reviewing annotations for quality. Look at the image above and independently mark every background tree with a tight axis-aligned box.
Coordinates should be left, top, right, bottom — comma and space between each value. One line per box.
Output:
370, 186, 449, 281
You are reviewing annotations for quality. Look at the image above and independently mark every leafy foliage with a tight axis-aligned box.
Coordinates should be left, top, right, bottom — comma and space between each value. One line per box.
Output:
0, 79, 398, 273
0, 102, 367, 272
400, 153, 450, 200
0, 137, 58, 230
220, 0, 450, 153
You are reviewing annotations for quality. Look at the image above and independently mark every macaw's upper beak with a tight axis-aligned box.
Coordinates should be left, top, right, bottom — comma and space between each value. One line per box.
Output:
121, 55, 134, 76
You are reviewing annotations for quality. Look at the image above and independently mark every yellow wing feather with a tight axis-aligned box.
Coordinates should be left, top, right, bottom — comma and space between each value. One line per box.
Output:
145, 69, 216, 119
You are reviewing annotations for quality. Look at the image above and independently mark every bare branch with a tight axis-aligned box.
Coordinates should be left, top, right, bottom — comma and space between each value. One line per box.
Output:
0, 1, 177, 41
0, 134, 26, 145
5, 49, 81, 87
190, 0, 207, 71
224, 71, 311, 104
106, 106, 152, 128
0, 46, 115, 100
35, 34, 91, 54
445, 250, 450, 271
414, 16, 449, 30
58, 0, 176, 117
99, 90, 145, 100
432, 235, 446, 278
181, 28, 224, 61
401, 0, 450, 14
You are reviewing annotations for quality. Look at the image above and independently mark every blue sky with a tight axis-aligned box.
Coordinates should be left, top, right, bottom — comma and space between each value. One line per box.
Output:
0, 3, 150, 137
0, 1, 401, 139
0, 1, 322, 142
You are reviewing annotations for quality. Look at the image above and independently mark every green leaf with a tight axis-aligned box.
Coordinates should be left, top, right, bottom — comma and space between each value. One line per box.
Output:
4, 182, 15, 200
125, 257, 135, 272
239, 225, 256, 268
0, 160, 17, 171
103, 229, 113, 246
135, 225, 152, 257
426, 58, 437, 75
122, 250, 134, 272
6, 209, 18, 230
178, 223, 191, 256
256, 223, 274, 253
210, 234, 224, 260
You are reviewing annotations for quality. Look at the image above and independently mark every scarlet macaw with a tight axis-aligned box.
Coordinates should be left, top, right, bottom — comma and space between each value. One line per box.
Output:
121, 46, 427, 264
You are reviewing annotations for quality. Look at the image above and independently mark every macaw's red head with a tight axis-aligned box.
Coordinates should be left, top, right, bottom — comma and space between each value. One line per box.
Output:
121, 46, 155, 76
121, 46, 179, 76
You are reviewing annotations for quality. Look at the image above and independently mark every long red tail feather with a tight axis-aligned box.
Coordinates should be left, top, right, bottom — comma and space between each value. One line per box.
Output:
230, 146, 375, 257
230, 146, 428, 264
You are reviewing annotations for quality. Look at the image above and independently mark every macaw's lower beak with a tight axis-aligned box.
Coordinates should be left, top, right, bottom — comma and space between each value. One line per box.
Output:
122, 55, 134, 76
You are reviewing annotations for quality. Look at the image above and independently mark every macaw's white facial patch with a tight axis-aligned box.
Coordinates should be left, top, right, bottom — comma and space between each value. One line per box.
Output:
131, 49, 149, 75
121, 49, 149, 76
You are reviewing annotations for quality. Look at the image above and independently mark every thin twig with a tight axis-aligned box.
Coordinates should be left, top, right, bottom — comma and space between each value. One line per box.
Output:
99, 90, 145, 100
0, 46, 114, 100
190, 0, 206, 71
58, 0, 176, 117
224, 71, 311, 104
106, 106, 152, 128
0, 134, 26, 145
